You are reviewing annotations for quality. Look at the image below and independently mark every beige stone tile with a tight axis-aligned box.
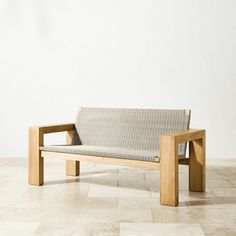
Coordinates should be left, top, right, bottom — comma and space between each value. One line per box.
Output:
144, 169, 159, 177
57, 181, 90, 196
152, 207, 196, 223
76, 208, 153, 224
76, 171, 120, 188
0, 168, 27, 186
181, 197, 236, 209
1, 158, 236, 235
13, 184, 91, 208
150, 190, 159, 198
207, 159, 236, 167
190, 208, 236, 224
49, 197, 118, 209
118, 172, 145, 181
10, 183, 65, 209
118, 180, 150, 191
118, 167, 149, 175
120, 223, 205, 236
206, 170, 231, 180
151, 189, 214, 205
118, 198, 161, 210
32, 221, 73, 236
81, 223, 119, 236
146, 172, 189, 192
207, 179, 233, 188
118, 173, 150, 191
209, 197, 236, 208
183, 198, 218, 208
0, 207, 81, 223
81, 176, 119, 187
80, 169, 118, 179
144, 174, 160, 193
0, 188, 27, 207
178, 190, 216, 208
88, 185, 150, 198
0, 167, 25, 176
87, 163, 119, 173
91, 164, 118, 171
211, 188, 236, 197
206, 168, 236, 181
0, 158, 27, 167
51, 166, 119, 186
11, 188, 79, 209
180, 190, 214, 200
201, 223, 236, 236
33, 222, 119, 236
0, 222, 39, 236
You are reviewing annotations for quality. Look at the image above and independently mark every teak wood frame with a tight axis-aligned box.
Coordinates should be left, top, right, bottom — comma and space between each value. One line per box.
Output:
28, 124, 205, 206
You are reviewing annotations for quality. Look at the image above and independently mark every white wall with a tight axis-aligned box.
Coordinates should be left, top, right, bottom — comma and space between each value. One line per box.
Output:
0, 0, 235, 158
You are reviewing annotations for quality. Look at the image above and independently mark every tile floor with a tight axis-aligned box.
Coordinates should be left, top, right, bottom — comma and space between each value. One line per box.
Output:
0, 158, 236, 235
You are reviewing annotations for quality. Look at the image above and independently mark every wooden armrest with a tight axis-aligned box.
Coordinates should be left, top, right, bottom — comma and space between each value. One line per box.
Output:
30, 123, 75, 134
161, 129, 205, 144
160, 129, 206, 206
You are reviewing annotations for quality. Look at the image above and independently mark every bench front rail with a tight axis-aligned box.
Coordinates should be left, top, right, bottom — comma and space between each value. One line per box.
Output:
28, 123, 205, 207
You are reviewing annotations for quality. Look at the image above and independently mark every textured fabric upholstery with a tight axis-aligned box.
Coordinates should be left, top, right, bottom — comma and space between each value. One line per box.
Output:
40, 145, 158, 162
74, 107, 190, 154
41, 107, 191, 162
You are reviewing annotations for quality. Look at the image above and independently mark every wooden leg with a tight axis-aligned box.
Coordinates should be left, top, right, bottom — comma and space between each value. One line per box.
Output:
189, 135, 206, 192
66, 131, 80, 176
28, 127, 44, 185
66, 160, 80, 176
160, 136, 179, 206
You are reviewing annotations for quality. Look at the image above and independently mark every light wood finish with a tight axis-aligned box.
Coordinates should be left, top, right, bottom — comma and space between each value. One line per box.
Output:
189, 132, 206, 192
28, 127, 44, 185
165, 129, 205, 143
36, 123, 75, 134
160, 129, 205, 206
155, 155, 186, 163
43, 151, 188, 170
42, 151, 160, 169
66, 131, 80, 176
28, 123, 76, 186
160, 135, 179, 206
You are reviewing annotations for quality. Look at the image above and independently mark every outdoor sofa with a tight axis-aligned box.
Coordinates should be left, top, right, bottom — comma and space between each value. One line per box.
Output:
28, 107, 205, 206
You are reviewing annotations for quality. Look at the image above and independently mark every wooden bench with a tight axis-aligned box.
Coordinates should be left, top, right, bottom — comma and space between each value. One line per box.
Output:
28, 107, 205, 206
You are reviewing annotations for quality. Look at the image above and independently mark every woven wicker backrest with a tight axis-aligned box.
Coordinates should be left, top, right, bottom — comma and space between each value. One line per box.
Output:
74, 107, 191, 156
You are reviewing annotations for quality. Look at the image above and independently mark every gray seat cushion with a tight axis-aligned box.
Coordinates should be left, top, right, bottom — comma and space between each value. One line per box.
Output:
40, 145, 158, 162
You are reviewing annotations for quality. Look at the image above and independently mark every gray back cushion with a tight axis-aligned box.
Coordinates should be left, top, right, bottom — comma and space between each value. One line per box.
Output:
74, 107, 191, 156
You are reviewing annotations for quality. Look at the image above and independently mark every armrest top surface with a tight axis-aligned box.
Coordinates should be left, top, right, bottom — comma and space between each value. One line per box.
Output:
161, 129, 205, 144
30, 123, 75, 134
164, 129, 205, 137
